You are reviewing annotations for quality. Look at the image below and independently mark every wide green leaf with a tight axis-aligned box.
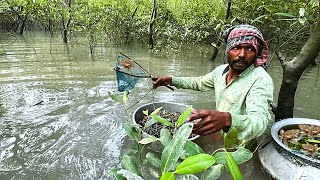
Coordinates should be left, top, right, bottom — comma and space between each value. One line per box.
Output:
183, 140, 205, 158
148, 167, 160, 179
124, 123, 141, 141
116, 169, 144, 180
151, 114, 173, 127
108, 91, 125, 104
161, 123, 193, 172
213, 147, 252, 165
160, 128, 172, 146
139, 136, 157, 144
200, 164, 224, 180
225, 151, 242, 180
175, 154, 216, 175
160, 172, 175, 180
177, 107, 192, 127
121, 155, 141, 176
144, 118, 157, 128
146, 152, 161, 168
223, 127, 240, 148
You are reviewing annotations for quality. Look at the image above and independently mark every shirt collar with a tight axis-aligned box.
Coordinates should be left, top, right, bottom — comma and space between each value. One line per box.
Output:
222, 64, 255, 77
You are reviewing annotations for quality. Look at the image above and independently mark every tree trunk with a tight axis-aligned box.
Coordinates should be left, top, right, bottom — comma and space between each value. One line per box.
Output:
148, 0, 156, 49
273, 18, 320, 121
18, 16, 27, 35
210, 0, 232, 61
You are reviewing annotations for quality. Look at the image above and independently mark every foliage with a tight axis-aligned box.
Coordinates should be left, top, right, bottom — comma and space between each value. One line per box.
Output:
110, 107, 253, 180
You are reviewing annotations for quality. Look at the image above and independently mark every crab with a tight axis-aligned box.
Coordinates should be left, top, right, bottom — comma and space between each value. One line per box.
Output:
279, 129, 301, 141
301, 143, 318, 157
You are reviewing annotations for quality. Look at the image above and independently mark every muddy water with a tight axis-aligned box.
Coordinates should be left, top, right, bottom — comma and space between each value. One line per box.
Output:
0, 31, 319, 179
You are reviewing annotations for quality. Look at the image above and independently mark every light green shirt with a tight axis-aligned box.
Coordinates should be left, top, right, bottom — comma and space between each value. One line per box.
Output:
172, 64, 274, 141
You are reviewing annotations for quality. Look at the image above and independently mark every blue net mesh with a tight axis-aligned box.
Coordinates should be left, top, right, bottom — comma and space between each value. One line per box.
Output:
115, 53, 150, 92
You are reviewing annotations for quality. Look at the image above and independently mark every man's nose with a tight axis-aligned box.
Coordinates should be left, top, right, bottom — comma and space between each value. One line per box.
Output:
238, 48, 245, 58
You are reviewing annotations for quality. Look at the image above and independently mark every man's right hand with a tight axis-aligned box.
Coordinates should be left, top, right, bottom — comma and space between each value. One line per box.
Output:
152, 76, 172, 89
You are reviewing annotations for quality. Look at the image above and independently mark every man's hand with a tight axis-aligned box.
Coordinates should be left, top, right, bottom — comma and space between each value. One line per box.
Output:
188, 110, 232, 136
152, 76, 172, 89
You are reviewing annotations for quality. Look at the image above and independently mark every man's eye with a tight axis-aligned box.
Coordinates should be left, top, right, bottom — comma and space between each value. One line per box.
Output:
248, 47, 255, 51
231, 46, 239, 50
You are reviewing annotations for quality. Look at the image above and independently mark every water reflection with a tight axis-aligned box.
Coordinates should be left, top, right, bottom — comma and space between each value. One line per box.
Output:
0, 32, 319, 179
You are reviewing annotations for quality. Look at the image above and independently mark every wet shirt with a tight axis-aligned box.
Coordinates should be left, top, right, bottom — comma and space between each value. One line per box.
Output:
172, 64, 274, 141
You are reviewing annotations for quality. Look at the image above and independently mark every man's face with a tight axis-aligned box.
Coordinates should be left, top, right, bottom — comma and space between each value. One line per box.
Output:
227, 43, 257, 74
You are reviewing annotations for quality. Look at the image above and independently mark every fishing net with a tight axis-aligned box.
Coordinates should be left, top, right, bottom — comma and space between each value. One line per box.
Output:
114, 52, 151, 92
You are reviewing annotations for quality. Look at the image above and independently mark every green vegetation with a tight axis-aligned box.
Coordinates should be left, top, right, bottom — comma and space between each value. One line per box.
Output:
0, 0, 318, 53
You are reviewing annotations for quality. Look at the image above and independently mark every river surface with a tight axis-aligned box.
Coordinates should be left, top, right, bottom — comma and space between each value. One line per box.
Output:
0, 31, 319, 180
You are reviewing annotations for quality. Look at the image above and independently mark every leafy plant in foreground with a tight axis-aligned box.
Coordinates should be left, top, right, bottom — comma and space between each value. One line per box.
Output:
110, 107, 253, 180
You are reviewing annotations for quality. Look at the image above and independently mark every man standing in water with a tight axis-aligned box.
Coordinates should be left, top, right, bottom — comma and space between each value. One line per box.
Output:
153, 25, 274, 142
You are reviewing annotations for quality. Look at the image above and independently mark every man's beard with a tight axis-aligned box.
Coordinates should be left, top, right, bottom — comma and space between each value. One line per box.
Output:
228, 58, 253, 74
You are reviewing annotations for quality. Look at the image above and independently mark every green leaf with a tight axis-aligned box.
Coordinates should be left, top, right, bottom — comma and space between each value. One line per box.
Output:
231, 147, 253, 164
223, 127, 240, 148
116, 169, 144, 180
213, 152, 226, 164
139, 136, 158, 144
177, 107, 192, 127
160, 172, 175, 180
306, 139, 320, 143
144, 118, 157, 128
213, 147, 252, 165
177, 174, 199, 180
251, 15, 268, 23
225, 151, 242, 180
146, 152, 162, 168
124, 123, 141, 141
108, 91, 124, 104
175, 154, 216, 174
148, 167, 160, 179
160, 128, 172, 146
161, 123, 193, 172
123, 90, 129, 103
151, 114, 173, 127
273, 12, 295, 18
183, 140, 205, 158
109, 168, 126, 180
150, 107, 163, 115
200, 164, 224, 180
142, 110, 149, 116
121, 155, 142, 176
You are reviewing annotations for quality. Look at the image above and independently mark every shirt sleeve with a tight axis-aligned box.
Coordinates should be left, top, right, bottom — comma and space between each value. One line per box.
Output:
229, 75, 274, 142
171, 71, 215, 91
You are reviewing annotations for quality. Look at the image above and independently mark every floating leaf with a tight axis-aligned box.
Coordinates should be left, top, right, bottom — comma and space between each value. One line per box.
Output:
200, 164, 224, 180
121, 155, 142, 176
146, 152, 162, 168
160, 172, 175, 180
161, 123, 193, 172
151, 114, 173, 127
150, 107, 163, 115
117, 169, 144, 180
224, 127, 240, 148
177, 107, 192, 127
175, 154, 216, 175
139, 136, 157, 144
183, 140, 205, 158
225, 151, 242, 180
109, 168, 126, 180
160, 128, 172, 146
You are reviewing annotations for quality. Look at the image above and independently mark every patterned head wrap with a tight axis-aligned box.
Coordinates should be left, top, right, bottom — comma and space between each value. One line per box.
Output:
223, 24, 269, 68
